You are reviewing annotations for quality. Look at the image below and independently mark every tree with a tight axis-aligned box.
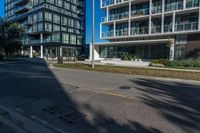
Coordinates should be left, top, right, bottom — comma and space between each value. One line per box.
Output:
0, 19, 24, 59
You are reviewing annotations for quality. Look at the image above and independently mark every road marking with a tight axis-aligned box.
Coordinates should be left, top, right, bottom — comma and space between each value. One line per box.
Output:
77, 88, 135, 100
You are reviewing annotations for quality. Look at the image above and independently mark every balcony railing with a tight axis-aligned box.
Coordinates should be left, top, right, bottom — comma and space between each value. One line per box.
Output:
152, 6, 162, 14
165, 2, 183, 12
186, 0, 200, 8
110, 12, 129, 21
102, 0, 129, 7
164, 24, 173, 32
151, 26, 161, 34
15, 3, 32, 14
15, 0, 29, 5
101, 17, 107, 22
131, 8, 149, 17
102, 31, 114, 37
115, 29, 128, 36
175, 22, 198, 32
131, 27, 149, 35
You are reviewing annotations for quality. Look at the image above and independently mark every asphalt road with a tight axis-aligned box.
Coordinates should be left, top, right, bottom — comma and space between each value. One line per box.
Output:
0, 58, 200, 133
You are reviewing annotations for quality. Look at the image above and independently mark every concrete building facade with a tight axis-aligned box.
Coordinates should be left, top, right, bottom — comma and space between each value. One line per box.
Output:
91, 0, 200, 61
5, 0, 86, 59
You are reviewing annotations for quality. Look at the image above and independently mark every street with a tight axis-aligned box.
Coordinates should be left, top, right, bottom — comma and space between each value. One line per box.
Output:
0, 58, 200, 133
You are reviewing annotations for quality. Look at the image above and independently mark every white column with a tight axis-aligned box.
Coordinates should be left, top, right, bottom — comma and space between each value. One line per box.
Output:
169, 39, 175, 61
114, 21, 116, 37
59, 46, 62, 57
161, 0, 165, 33
30, 46, 33, 58
100, 23, 102, 38
149, 0, 152, 34
183, 0, 186, 9
172, 12, 176, 32
40, 33, 43, 58
128, 0, 131, 36
106, 7, 109, 22
199, 8, 200, 31
100, 0, 102, 8
21, 47, 24, 55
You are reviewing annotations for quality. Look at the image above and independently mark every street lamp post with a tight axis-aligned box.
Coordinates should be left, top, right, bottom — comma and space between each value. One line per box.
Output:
91, 0, 95, 69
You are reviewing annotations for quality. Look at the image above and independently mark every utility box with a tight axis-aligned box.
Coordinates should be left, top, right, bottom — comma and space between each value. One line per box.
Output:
58, 56, 63, 64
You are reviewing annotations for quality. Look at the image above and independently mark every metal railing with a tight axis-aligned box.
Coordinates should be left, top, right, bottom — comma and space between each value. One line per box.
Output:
151, 26, 161, 33
102, 0, 129, 7
110, 12, 129, 21
102, 31, 114, 37
15, 2, 32, 12
115, 29, 128, 36
175, 22, 198, 32
131, 27, 149, 35
186, 0, 200, 8
101, 17, 107, 22
164, 24, 173, 32
131, 8, 149, 17
152, 6, 162, 14
15, 0, 29, 5
165, 2, 183, 12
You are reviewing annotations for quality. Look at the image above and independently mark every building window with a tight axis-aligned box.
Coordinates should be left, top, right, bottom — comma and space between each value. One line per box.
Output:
62, 33, 69, 44
52, 33, 60, 42
38, 12, 43, 22
55, 0, 62, 7
45, 23, 52, 32
46, 0, 54, 4
45, 12, 52, 22
53, 14, 60, 24
38, 23, 43, 31
70, 35, 76, 45
53, 24, 60, 31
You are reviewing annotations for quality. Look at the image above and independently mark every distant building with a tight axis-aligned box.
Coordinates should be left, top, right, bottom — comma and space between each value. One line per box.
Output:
91, 0, 200, 61
5, 0, 86, 59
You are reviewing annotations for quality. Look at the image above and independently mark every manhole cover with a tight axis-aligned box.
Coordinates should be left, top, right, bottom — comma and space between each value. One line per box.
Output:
44, 105, 85, 124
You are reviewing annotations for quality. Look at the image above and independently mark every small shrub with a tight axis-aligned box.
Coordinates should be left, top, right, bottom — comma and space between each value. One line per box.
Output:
150, 59, 200, 68
0, 54, 4, 61
151, 59, 170, 66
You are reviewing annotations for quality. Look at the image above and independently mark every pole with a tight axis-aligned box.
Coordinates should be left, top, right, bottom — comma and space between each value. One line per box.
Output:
92, 0, 95, 69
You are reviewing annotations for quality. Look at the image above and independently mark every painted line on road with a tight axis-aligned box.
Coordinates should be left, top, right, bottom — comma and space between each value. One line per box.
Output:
78, 88, 135, 101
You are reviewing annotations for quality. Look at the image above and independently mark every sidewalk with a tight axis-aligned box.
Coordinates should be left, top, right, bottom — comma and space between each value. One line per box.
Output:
78, 61, 200, 73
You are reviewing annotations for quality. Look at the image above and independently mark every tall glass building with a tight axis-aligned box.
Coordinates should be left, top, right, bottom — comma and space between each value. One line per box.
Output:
91, 0, 200, 61
5, 0, 85, 59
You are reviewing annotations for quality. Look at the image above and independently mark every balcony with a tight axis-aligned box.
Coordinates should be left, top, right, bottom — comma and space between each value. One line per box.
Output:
102, 0, 129, 7
115, 29, 128, 36
131, 8, 149, 17
164, 24, 173, 32
15, 0, 29, 6
110, 12, 129, 21
165, 2, 183, 12
23, 19, 33, 26
152, 6, 162, 14
15, 3, 32, 14
151, 26, 161, 34
102, 31, 114, 37
101, 17, 108, 22
175, 22, 198, 32
77, 1, 84, 7
131, 27, 149, 35
186, 0, 200, 8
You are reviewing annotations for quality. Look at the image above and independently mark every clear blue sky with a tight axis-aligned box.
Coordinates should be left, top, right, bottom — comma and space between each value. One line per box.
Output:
0, 0, 105, 43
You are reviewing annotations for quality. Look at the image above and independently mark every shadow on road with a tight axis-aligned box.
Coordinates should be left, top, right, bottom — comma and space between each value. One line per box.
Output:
131, 78, 200, 133
0, 58, 163, 133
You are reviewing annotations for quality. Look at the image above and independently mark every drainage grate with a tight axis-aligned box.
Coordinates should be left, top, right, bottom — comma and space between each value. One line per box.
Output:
60, 111, 84, 124
44, 105, 85, 124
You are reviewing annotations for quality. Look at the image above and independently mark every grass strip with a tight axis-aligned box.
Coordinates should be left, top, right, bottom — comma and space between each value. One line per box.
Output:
53, 63, 200, 81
